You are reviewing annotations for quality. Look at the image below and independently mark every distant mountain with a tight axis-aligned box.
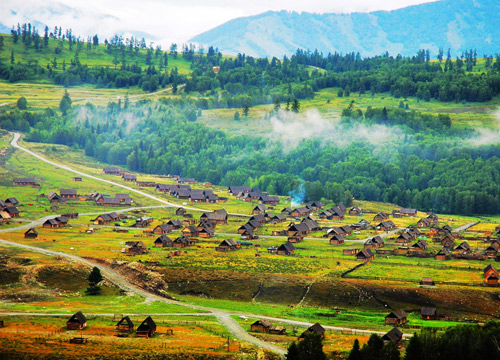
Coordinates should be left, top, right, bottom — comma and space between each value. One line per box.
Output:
190, 0, 500, 58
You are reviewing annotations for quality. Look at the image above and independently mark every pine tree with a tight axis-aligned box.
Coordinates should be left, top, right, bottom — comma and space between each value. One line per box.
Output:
404, 333, 423, 360
88, 266, 103, 285
243, 103, 249, 117
286, 341, 300, 360
347, 339, 362, 360
291, 98, 300, 113
297, 332, 327, 360
59, 90, 72, 115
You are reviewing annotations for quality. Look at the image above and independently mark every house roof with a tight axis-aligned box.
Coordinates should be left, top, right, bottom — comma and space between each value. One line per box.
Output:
228, 186, 251, 194
278, 242, 296, 253
167, 219, 183, 227
14, 177, 36, 183
288, 223, 309, 233
253, 204, 267, 212
201, 211, 227, 221
484, 264, 498, 274
122, 174, 137, 180
60, 189, 77, 196
137, 316, 156, 331
252, 319, 271, 327
219, 238, 238, 247
155, 235, 172, 245
383, 327, 403, 342
456, 241, 470, 251
421, 308, 437, 316
387, 309, 407, 319
307, 323, 325, 334
25, 228, 38, 235
68, 311, 86, 324
116, 316, 134, 327
357, 249, 374, 258
5, 197, 19, 205
155, 224, 172, 232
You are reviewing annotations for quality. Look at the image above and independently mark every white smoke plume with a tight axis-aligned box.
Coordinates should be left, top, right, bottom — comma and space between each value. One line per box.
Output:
466, 108, 500, 146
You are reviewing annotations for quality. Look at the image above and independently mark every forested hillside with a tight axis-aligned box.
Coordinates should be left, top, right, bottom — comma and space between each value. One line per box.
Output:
2, 24, 500, 215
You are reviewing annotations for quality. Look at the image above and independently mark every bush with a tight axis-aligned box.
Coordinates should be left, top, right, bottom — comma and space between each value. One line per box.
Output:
17, 96, 27, 109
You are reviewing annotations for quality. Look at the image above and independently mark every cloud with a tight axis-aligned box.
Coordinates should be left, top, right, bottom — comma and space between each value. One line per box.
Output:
269, 109, 403, 152
466, 108, 500, 146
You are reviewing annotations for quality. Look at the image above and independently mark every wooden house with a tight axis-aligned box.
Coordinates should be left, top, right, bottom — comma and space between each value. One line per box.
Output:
60, 189, 77, 199
343, 248, 359, 255
153, 224, 172, 235
349, 207, 362, 216
198, 227, 214, 238
200, 209, 228, 225
92, 212, 120, 225
290, 207, 313, 218
288, 234, 304, 243
13, 178, 36, 186
455, 241, 471, 254
435, 248, 450, 261
128, 241, 147, 254
252, 204, 267, 215
420, 277, 435, 286
173, 236, 194, 248
287, 223, 310, 236
122, 174, 137, 182
299, 323, 325, 340
411, 240, 427, 251
310, 202, 324, 210
73, 176, 82, 182
385, 310, 407, 325
67, 311, 87, 330
115, 316, 134, 332
277, 242, 296, 255
251, 319, 271, 332
393, 208, 417, 217
421, 308, 438, 320
258, 195, 280, 206
216, 238, 240, 252
103, 167, 121, 175
240, 228, 258, 240
396, 232, 412, 244
228, 186, 251, 195
351, 219, 370, 231
154, 235, 172, 248
269, 326, 287, 335
136, 316, 156, 338
484, 265, 499, 286
177, 177, 196, 184
270, 214, 286, 224
48, 191, 61, 203
167, 219, 183, 229
330, 234, 345, 245
24, 228, 38, 239
356, 249, 374, 261
382, 327, 403, 344
486, 241, 500, 257
373, 212, 390, 222
378, 220, 395, 231
281, 207, 292, 216
176, 208, 187, 216
43, 218, 62, 228
182, 226, 199, 237
134, 217, 153, 228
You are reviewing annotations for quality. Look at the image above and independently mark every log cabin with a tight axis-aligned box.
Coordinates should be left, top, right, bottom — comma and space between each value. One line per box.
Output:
60, 189, 77, 199
356, 249, 374, 261
299, 323, 325, 340
277, 242, 296, 255
13, 178, 36, 186
154, 235, 172, 248
385, 310, 407, 325
67, 311, 87, 330
115, 316, 134, 332
216, 238, 240, 252
382, 327, 403, 344
24, 228, 38, 239
136, 316, 156, 338
251, 319, 271, 332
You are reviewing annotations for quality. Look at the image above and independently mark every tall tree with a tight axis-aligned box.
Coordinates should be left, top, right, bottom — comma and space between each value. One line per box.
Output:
59, 90, 72, 115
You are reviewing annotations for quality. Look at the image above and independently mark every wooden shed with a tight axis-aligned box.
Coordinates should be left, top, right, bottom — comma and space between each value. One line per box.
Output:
420, 277, 435, 286
24, 228, 38, 239
136, 316, 156, 338
299, 323, 325, 340
116, 316, 134, 332
382, 327, 403, 344
67, 311, 87, 330
385, 309, 407, 325
250, 319, 271, 333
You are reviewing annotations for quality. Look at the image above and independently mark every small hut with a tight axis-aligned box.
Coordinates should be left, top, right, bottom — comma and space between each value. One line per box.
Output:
136, 316, 156, 338
250, 319, 271, 332
299, 323, 325, 340
382, 327, 403, 344
116, 316, 134, 332
67, 311, 87, 330
24, 228, 38, 239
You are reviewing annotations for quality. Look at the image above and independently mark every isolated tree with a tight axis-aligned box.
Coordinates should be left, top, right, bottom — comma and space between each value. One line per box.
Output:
0, 36, 4, 51
88, 266, 103, 285
59, 90, 72, 115
10, 50, 14, 64
243, 103, 249, 117
274, 97, 281, 112
291, 98, 300, 113
17, 96, 27, 110
347, 339, 362, 360
234, 111, 240, 121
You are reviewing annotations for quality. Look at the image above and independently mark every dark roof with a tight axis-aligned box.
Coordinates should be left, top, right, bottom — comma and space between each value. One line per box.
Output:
357, 249, 374, 259
155, 224, 173, 232
278, 242, 296, 253
137, 316, 156, 332
421, 308, 437, 316
484, 264, 498, 274
67, 311, 86, 324
219, 239, 238, 247
307, 323, 325, 334
201, 211, 227, 221
25, 228, 38, 236
122, 174, 137, 180
253, 204, 267, 212
116, 316, 134, 327
386, 309, 407, 320
383, 327, 403, 342
5, 197, 19, 205
251, 319, 271, 327
455, 241, 470, 251
288, 223, 309, 233
155, 235, 172, 245
60, 189, 77, 196
167, 219, 183, 227
228, 186, 251, 194
14, 177, 36, 183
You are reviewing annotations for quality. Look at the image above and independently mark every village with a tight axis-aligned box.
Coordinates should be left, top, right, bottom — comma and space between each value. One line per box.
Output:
2, 157, 500, 356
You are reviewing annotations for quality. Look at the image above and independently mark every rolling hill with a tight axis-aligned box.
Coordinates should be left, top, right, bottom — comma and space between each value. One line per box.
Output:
190, 0, 500, 58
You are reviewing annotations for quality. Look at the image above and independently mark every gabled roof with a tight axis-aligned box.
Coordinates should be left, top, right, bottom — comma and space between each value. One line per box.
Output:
307, 323, 325, 334
155, 235, 172, 245
25, 228, 38, 236
484, 264, 498, 274
386, 309, 407, 319
116, 316, 134, 327
455, 241, 470, 251
137, 316, 156, 331
60, 189, 77, 196
167, 219, 183, 227
5, 197, 19, 206
421, 308, 437, 316
201, 210, 227, 221
253, 204, 267, 212
399, 208, 417, 215
252, 319, 272, 327
278, 242, 296, 253
219, 238, 238, 247
357, 249, 374, 258
155, 224, 172, 232
288, 223, 309, 233
67, 311, 86, 324
383, 327, 403, 342
122, 174, 137, 180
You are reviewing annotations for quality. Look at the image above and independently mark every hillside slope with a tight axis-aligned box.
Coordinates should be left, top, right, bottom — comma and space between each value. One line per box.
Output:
190, 0, 500, 58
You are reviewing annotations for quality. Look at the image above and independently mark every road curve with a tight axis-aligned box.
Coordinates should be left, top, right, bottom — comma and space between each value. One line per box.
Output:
9, 132, 249, 218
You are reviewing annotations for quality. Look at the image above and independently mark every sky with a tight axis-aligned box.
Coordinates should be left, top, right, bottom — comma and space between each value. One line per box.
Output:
1, 0, 439, 47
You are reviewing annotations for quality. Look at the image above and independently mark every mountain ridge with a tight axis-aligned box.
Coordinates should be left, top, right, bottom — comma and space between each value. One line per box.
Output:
190, 0, 500, 58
